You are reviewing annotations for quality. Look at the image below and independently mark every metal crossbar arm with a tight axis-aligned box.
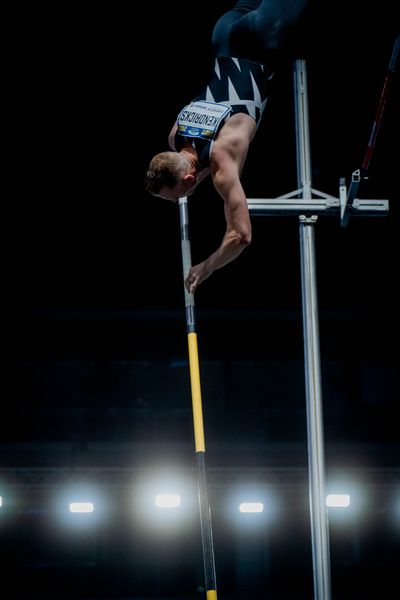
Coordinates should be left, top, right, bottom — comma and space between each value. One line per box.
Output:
248, 197, 340, 216
248, 195, 388, 218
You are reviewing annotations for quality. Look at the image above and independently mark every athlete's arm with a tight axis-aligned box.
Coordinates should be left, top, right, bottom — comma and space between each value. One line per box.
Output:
185, 123, 253, 294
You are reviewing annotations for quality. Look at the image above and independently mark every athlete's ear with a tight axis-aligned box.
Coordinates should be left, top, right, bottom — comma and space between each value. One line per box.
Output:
183, 173, 196, 185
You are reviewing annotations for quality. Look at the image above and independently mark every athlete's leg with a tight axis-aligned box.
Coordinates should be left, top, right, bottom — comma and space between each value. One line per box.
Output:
212, 1, 262, 57
213, 0, 309, 65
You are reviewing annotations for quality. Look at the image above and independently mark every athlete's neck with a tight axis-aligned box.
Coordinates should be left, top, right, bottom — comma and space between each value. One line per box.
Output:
181, 146, 199, 171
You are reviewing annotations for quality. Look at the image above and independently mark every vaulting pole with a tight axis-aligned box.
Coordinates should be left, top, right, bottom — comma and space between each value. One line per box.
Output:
178, 196, 217, 600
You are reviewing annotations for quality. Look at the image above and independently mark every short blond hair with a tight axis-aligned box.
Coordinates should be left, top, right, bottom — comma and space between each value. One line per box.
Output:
145, 152, 185, 195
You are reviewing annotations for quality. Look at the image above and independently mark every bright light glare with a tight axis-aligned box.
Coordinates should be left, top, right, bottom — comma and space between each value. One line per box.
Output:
0, 496, 3, 508
155, 494, 181, 508
133, 471, 195, 528
239, 502, 264, 513
326, 494, 350, 508
69, 502, 95, 513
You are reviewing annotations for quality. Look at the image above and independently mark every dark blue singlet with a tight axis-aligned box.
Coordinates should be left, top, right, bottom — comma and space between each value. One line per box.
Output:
174, 56, 273, 166
174, 1, 309, 166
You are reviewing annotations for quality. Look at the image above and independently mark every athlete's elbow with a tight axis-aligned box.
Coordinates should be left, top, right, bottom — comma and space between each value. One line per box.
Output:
233, 228, 252, 248
226, 221, 252, 247
241, 222, 252, 246
240, 232, 252, 248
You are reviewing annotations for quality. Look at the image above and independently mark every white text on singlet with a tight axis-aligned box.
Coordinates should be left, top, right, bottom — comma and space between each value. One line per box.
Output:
177, 101, 231, 140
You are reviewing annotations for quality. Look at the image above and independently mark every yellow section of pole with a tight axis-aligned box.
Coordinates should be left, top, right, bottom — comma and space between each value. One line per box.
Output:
187, 331, 206, 452
206, 590, 217, 600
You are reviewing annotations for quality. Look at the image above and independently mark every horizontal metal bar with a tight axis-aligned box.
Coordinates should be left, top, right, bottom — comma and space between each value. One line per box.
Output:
248, 197, 388, 217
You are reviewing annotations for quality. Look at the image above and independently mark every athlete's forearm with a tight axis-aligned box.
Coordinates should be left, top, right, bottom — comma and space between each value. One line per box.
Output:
204, 229, 250, 273
185, 230, 250, 294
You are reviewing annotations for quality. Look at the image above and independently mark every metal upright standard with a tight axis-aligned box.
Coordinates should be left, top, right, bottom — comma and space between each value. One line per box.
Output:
248, 58, 389, 600
178, 196, 217, 600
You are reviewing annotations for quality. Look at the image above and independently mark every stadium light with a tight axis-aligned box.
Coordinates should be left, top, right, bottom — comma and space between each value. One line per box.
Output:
326, 494, 351, 508
239, 502, 264, 513
69, 501, 95, 513
155, 494, 181, 508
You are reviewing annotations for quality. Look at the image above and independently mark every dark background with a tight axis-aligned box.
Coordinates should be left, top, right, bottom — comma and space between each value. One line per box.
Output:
4, 2, 399, 599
